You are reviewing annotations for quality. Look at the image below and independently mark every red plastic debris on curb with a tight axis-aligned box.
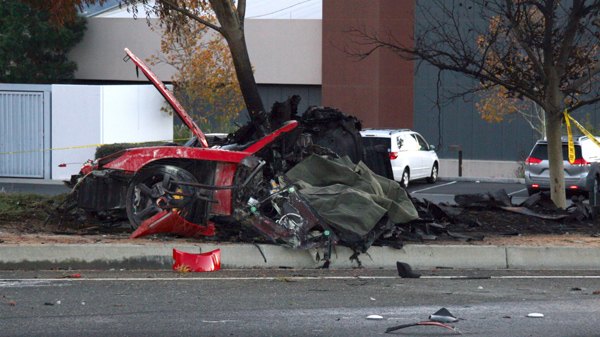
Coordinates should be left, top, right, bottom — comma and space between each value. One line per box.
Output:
130, 211, 216, 239
172, 248, 221, 272
63, 273, 82, 279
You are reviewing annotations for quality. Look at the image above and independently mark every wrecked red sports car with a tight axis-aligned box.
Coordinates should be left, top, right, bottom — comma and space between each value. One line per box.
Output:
66, 48, 417, 255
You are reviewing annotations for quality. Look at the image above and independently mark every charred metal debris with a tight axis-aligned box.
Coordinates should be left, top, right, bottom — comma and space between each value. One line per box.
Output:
408, 189, 600, 240
50, 49, 599, 264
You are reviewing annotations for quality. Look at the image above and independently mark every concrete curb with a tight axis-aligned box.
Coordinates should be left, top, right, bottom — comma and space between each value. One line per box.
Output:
1, 243, 599, 270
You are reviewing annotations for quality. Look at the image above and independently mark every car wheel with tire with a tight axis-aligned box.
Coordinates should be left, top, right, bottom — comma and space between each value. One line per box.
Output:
400, 168, 410, 188
125, 165, 200, 229
426, 163, 438, 184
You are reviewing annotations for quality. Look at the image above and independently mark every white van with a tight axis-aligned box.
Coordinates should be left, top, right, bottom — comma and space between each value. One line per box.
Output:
360, 129, 439, 187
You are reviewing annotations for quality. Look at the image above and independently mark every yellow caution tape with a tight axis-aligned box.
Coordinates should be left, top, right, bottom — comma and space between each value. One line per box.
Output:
565, 114, 600, 149
564, 110, 575, 164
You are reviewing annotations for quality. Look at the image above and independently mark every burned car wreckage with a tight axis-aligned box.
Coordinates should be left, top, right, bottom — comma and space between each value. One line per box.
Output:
62, 49, 599, 260
63, 48, 418, 256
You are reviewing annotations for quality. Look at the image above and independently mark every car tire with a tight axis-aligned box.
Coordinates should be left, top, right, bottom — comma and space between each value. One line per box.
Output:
426, 163, 438, 184
400, 168, 410, 188
125, 165, 199, 229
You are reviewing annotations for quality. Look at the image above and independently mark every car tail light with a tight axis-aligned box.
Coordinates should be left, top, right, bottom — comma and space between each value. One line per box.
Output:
571, 158, 590, 166
525, 157, 542, 165
569, 185, 579, 190
531, 184, 540, 188
389, 152, 398, 160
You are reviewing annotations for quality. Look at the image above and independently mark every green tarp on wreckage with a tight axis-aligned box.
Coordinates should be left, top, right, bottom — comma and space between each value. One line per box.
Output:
285, 155, 418, 237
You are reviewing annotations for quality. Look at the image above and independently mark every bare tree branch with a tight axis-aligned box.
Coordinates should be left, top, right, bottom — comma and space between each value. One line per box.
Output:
237, 0, 246, 26
556, 0, 585, 69
504, 0, 546, 79
566, 60, 600, 92
161, 0, 222, 32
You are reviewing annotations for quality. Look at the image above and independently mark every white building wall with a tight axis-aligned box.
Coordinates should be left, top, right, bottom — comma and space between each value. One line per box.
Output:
69, 17, 322, 85
51, 85, 101, 181
51, 85, 172, 180
100, 86, 172, 144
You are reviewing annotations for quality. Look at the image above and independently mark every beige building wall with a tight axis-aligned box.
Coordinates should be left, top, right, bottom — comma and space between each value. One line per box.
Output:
245, 19, 321, 85
69, 17, 322, 85
69, 18, 171, 81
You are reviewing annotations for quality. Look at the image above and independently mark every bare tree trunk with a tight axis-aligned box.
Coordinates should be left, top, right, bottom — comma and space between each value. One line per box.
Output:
545, 109, 567, 208
223, 29, 265, 117
208, 0, 265, 121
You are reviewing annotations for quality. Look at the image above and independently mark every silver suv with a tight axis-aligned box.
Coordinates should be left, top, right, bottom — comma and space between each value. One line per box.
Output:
524, 136, 600, 196
360, 129, 439, 188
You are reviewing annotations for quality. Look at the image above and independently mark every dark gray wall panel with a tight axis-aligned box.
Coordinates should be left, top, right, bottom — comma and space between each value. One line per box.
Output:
258, 84, 322, 114
414, 63, 539, 161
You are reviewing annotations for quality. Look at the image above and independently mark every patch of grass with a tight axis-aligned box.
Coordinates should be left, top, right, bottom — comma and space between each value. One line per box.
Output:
0, 193, 66, 221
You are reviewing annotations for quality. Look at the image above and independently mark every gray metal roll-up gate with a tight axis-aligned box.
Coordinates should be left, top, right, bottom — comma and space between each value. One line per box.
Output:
0, 85, 51, 179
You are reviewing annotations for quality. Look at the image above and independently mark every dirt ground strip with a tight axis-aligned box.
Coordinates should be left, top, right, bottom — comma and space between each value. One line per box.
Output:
1, 229, 600, 248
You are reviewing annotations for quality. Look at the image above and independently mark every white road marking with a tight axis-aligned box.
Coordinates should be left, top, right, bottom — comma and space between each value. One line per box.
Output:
410, 181, 457, 193
3, 275, 600, 284
508, 188, 527, 196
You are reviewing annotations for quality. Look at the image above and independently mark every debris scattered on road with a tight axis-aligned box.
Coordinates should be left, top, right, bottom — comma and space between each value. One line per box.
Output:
592, 290, 600, 295
7, 300, 16, 306
172, 248, 221, 272
63, 273, 82, 279
385, 320, 459, 334
527, 313, 544, 318
396, 261, 421, 278
367, 314, 384, 320
385, 308, 461, 334
454, 190, 512, 208
429, 308, 459, 323
44, 302, 54, 306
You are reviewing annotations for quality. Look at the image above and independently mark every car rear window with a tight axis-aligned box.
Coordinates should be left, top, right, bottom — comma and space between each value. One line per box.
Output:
362, 137, 390, 150
530, 144, 582, 160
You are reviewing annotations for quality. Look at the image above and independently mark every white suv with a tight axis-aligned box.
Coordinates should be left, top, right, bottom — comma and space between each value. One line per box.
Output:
360, 129, 439, 187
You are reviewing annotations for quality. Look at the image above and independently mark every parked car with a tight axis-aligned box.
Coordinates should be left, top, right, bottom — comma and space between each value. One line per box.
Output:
524, 136, 600, 198
360, 129, 439, 187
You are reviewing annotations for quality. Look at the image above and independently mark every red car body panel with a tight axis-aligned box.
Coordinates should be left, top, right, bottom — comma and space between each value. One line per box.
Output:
130, 210, 216, 238
99, 146, 249, 172
84, 49, 301, 239
172, 248, 221, 272
211, 162, 237, 215
98, 121, 299, 174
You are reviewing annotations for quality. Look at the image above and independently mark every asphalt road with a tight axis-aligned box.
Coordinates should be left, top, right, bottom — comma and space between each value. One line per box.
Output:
1, 269, 600, 337
407, 180, 528, 205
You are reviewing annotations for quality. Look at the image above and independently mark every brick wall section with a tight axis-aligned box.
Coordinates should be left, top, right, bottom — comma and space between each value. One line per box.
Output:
322, 0, 415, 128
